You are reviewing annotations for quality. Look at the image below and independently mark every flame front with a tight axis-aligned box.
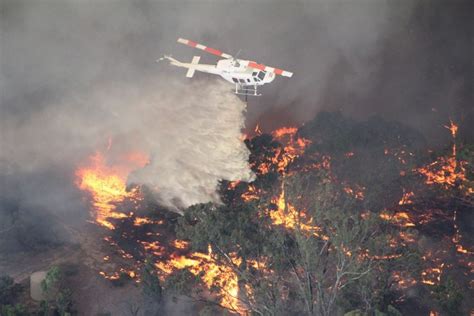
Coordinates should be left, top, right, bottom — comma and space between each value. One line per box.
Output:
75, 152, 146, 229
156, 245, 242, 312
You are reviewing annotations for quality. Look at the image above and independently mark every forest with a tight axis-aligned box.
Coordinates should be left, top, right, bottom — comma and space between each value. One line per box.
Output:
2, 111, 472, 316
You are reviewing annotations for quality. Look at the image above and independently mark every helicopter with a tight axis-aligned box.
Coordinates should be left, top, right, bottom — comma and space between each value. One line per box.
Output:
158, 38, 293, 96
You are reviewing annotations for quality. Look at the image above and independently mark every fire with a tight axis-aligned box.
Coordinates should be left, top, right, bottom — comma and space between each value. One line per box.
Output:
100, 268, 139, 282
379, 211, 415, 227
272, 128, 311, 173
417, 120, 471, 193
271, 126, 298, 138
133, 216, 155, 226
421, 264, 444, 286
249, 126, 312, 177
268, 182, 322, 236
75, 147, 246, 310
444, 119, 458, 139
455, 244, 472, 254
398, 190, 414, 205
156, 245, 243, 312
343, 184, 365, 200
228, 180, 241, 190
420, 249, 449, 286
417, 156, 467, 188
392, 272, 417, 289
171, 240, 189, 250
141, 241, 165, 256
76, 152, 147, 229
254, 126, 312, 175
241, 184, 260, 202
75, 118, 472, 314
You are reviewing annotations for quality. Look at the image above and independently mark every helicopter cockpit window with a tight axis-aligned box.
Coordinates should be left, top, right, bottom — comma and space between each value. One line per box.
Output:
232, 78, 239, 83
252, 72, 258, 76
257, 71, 266, 80
239, 79, 246, 84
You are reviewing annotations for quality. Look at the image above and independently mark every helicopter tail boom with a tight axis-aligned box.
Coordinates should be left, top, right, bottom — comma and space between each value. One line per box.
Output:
158, 54, 217, 76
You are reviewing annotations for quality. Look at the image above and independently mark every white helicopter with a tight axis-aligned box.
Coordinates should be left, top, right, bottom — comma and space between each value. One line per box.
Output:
158, 38, 293, 96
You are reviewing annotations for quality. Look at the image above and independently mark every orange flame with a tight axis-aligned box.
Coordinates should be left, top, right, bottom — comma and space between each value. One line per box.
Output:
156, 245, 243, 312
417, 120, 470, 192
75, 151, 148, 229
398, 190, 414, 205
268, 182, 323, 237
241, 184, 260, 202
379, 211, 416, 227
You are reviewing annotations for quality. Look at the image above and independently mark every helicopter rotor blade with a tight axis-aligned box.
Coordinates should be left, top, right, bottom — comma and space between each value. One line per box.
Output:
177, 38, 233, 59
241, 60, 293, 78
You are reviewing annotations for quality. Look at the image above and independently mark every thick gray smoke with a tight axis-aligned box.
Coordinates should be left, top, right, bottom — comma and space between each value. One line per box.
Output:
1, 76, 254, 210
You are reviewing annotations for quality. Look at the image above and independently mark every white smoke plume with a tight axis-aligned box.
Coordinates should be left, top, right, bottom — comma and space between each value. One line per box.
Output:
127, 80, 255, 210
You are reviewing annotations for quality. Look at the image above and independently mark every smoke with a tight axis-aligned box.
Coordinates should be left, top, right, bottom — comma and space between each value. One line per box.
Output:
0, 1, 471, 313
126, 80, 255, 210
1, 0, 472, 219
1, 76, 254, 211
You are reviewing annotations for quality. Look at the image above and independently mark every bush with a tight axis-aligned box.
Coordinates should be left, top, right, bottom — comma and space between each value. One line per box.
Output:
40, 266, 75, 315
432, 278, 463, 316
0, 275, 22, 305
0, 304, 28, 316
142, 258, 162, 301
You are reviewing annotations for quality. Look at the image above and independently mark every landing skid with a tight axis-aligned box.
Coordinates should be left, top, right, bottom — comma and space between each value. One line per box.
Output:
234, 84, 261, 97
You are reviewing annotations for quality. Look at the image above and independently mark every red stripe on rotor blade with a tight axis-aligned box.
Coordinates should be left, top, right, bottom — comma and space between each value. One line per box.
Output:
248, 61, 266, 71
205, 47, 224, 56
274, 68, 284, 75
187, 40, 198, 47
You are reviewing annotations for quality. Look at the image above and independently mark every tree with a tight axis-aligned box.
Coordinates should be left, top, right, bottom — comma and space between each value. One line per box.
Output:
0, 304, 28, 316
142, 257, 162, 301
170, 112, 466, 315
40, 266, 74, 316
41, 266, 62, 297
173, 170, 395, 316
432, 278, 463, 316
55, 288, 73, 316
275, 173, 379, 316
0, 275, 22, 306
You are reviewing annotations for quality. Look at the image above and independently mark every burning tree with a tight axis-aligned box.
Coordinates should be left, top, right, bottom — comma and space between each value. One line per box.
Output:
267, 172, 378, 316
172, 169, 403, 316
72, 112, 472, 315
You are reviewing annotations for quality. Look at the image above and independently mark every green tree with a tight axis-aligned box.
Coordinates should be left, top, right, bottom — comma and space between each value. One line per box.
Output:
40, 266, 74, 316
174, 170, 394, 316
432, 278, 463, 316
41, 266, 61, 298
142, 257, 162, 301
0, 304, 28, 316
